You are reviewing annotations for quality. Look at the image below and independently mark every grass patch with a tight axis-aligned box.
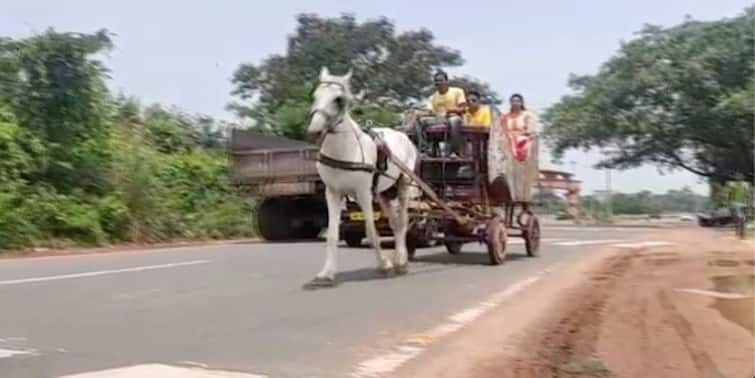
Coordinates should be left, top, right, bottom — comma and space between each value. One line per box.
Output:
559, 357, 612, 377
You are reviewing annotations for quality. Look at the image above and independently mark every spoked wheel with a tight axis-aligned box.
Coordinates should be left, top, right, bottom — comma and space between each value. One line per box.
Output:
485, 216, 508, 265
445, 241, 463, 254
524, 215, 541, 257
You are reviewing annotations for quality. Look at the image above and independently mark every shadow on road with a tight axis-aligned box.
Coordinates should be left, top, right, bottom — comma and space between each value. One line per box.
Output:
302, 263, 458, 290
413, 250, 530, 265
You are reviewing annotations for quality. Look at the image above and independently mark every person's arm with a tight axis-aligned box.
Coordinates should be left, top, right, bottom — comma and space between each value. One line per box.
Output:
421, 94, 438, 116
522, 111, 539, 137
481, 107, 493, 128
445, 87, 467, 116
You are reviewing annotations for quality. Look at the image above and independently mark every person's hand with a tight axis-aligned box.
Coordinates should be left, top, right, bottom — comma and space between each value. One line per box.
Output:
447, 107, 466, 116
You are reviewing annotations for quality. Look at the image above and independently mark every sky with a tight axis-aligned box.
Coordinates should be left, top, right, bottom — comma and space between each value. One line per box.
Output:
3, 0, 751, 195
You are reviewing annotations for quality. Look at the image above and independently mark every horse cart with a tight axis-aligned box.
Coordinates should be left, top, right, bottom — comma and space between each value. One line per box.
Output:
228, 110, 541, 266
382, 108, 542, 265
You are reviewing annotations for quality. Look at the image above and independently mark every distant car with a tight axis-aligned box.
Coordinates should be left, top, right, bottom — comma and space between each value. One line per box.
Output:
697, 206, 751, 227
679, 215, 694, 222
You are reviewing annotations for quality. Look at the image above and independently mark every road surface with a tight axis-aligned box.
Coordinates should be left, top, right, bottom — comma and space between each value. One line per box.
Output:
0, 227, 666, 378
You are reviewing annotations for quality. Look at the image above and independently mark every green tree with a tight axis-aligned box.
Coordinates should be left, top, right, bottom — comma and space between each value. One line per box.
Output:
142, 104, 200, 154
449, 76, 502, 106
543, 7, 754, 184
228, 13, 466, 139
1, 28, 115, 194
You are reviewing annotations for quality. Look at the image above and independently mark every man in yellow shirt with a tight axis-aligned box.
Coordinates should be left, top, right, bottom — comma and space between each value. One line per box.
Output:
429, 74, 467, 117
417, 70, 467, 157
463, 90, 493, 128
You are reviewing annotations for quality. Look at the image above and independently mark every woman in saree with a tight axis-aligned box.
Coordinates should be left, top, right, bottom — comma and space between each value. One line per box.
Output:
499, 93, 538, 162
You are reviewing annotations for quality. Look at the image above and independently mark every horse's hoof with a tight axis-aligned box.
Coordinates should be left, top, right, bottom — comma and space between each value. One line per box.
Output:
394, 264, 409, 275
303, 276, 337, 290
377, 266, 395, 277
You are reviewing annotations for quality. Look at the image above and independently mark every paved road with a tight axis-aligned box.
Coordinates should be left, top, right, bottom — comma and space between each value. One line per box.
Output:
0, 227, 666, 378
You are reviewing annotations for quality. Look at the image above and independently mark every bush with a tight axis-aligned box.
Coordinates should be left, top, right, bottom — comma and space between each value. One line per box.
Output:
0, 186, 40, 250
0, 30, 255, 252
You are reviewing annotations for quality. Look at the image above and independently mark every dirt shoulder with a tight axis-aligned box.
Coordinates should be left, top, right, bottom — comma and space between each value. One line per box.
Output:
397, 229, 754, 378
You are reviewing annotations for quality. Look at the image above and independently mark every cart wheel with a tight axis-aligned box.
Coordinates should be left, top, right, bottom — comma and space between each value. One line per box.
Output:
344, 232, 363, 248
486, 216, 508, 265
445, 241, 462, 254
524, 216, 541, 257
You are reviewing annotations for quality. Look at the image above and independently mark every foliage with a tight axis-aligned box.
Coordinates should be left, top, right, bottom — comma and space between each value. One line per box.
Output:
710, 181, 753, 208
581, 187, 709, 216
543, 7, 754, 184
0, 30, 252, 253
1, 29, 115, 194
532, 189, 568, 213
227, 13, 497, 139
449, 76, 502, 106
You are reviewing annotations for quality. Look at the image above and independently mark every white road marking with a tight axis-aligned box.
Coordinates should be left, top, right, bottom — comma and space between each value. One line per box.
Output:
545, 227, 640, 232
553, 239, 625, 246
0, 260, 210, 286
612, 241, 675, 248
178, 360, 210, 369
352, 346, 425, 378
351, 268, 550, 378
507, 238, 576, 245
674, 288, 751, 299
0, 347, 36, 359
540, 238, 568, 242
57, 364, 267, 378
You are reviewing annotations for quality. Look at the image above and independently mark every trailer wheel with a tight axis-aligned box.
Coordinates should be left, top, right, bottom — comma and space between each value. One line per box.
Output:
292, 197, 325, 240
296, 224, 322, 240
344, 232, 364, 247
256, 199, 293, 241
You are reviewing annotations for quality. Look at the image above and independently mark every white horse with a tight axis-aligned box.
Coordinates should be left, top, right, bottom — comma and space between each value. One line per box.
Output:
306, 67, 418, 286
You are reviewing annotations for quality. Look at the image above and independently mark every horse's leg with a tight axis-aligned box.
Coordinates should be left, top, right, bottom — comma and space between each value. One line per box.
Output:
376, 193, 399, 265
314, 187, 342, 283
355, 189, 392, 273
393, 176, 411, 274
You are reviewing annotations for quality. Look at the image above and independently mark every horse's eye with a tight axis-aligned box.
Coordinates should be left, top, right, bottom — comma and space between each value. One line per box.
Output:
335, 96, 345, 109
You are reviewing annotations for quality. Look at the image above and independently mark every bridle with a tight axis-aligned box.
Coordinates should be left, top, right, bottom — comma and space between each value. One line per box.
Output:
308, 80, 349, 139
309, 79, 385, 180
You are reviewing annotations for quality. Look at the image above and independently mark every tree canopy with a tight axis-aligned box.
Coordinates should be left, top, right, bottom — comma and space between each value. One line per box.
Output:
543, 7, 754, 184
228, 13, 500, 139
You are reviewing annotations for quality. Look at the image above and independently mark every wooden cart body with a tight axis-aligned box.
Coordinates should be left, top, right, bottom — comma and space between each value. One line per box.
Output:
396, 107, 542, 264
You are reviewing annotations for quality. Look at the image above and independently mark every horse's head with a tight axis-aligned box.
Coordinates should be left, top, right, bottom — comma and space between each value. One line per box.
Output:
307, 66, 354, 139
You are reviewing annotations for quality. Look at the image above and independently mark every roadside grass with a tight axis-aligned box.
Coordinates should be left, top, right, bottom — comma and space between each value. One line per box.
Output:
559, 356, 613, 377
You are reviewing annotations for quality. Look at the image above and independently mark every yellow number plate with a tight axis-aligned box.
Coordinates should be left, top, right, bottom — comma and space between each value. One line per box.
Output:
350, 212, 381, 221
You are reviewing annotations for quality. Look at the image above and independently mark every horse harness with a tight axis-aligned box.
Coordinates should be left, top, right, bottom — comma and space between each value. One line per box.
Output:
316, 129, 391, 196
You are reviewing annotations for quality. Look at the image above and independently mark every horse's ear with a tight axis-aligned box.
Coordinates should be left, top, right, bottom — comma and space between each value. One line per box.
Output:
320, 66, 330, 80
344, 68, 353, 82
354, 90, 366, 101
